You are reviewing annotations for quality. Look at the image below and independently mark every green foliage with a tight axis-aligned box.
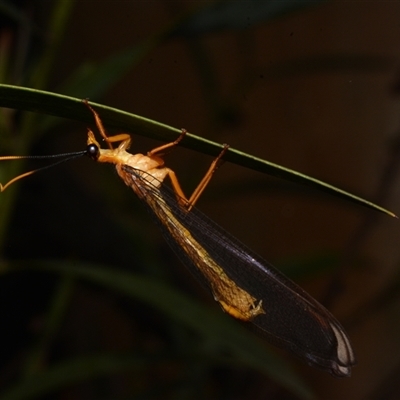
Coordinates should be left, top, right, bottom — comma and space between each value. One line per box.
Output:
0, 1, 395, 399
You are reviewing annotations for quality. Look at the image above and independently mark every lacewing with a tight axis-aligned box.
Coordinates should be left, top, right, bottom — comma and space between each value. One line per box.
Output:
0, 101, 356, 376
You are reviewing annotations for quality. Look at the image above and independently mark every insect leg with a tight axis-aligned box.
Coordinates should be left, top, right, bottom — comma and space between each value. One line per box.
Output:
83, 100, 133, 150
186, 144, 229, 210
148, 129, 187, 156
82, 100, 114, 150
166, 144, 229, 210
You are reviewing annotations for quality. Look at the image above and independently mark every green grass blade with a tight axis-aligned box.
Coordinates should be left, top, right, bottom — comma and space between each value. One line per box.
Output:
172, 0, 327, 35
0, 353, 167, 400
6, 259, 314, 400
0, 84, 395, 217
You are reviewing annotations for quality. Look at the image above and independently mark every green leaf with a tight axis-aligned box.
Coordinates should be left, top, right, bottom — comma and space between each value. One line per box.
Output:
172, 0, 327, 36
0, 352, 170, 400
0, 84, 395, 217
4, 260, 314, 400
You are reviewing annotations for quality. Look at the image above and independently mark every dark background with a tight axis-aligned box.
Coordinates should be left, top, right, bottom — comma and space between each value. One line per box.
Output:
1, 1, 400, 399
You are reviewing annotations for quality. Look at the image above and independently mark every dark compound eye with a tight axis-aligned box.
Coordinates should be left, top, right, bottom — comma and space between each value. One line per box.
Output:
86, 144, 99, 160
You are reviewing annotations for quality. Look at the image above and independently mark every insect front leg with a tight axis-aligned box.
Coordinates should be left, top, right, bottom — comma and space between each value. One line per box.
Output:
83, 100, 132, 151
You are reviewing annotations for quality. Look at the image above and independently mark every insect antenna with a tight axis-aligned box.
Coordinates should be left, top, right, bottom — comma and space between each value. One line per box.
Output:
0, 150, 87, 192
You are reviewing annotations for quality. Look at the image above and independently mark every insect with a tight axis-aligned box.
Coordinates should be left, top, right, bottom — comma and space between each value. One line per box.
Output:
0, 100, 356, 377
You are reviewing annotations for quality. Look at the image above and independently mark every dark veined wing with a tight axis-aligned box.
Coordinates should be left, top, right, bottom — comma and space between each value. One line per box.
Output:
121, 164, 356, 377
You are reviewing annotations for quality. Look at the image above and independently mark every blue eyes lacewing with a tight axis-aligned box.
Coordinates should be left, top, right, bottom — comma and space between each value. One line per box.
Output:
0, 100, 358, 376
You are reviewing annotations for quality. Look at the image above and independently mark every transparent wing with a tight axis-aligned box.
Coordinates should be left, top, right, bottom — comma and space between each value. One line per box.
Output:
122, 165, 356, 377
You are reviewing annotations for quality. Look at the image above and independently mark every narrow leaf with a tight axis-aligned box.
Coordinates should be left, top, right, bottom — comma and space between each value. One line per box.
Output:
0, 84, 395, 217
6, 260, 314, 400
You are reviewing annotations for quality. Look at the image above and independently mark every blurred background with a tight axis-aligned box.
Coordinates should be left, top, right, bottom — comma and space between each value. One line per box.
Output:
1, 1, 400, 399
